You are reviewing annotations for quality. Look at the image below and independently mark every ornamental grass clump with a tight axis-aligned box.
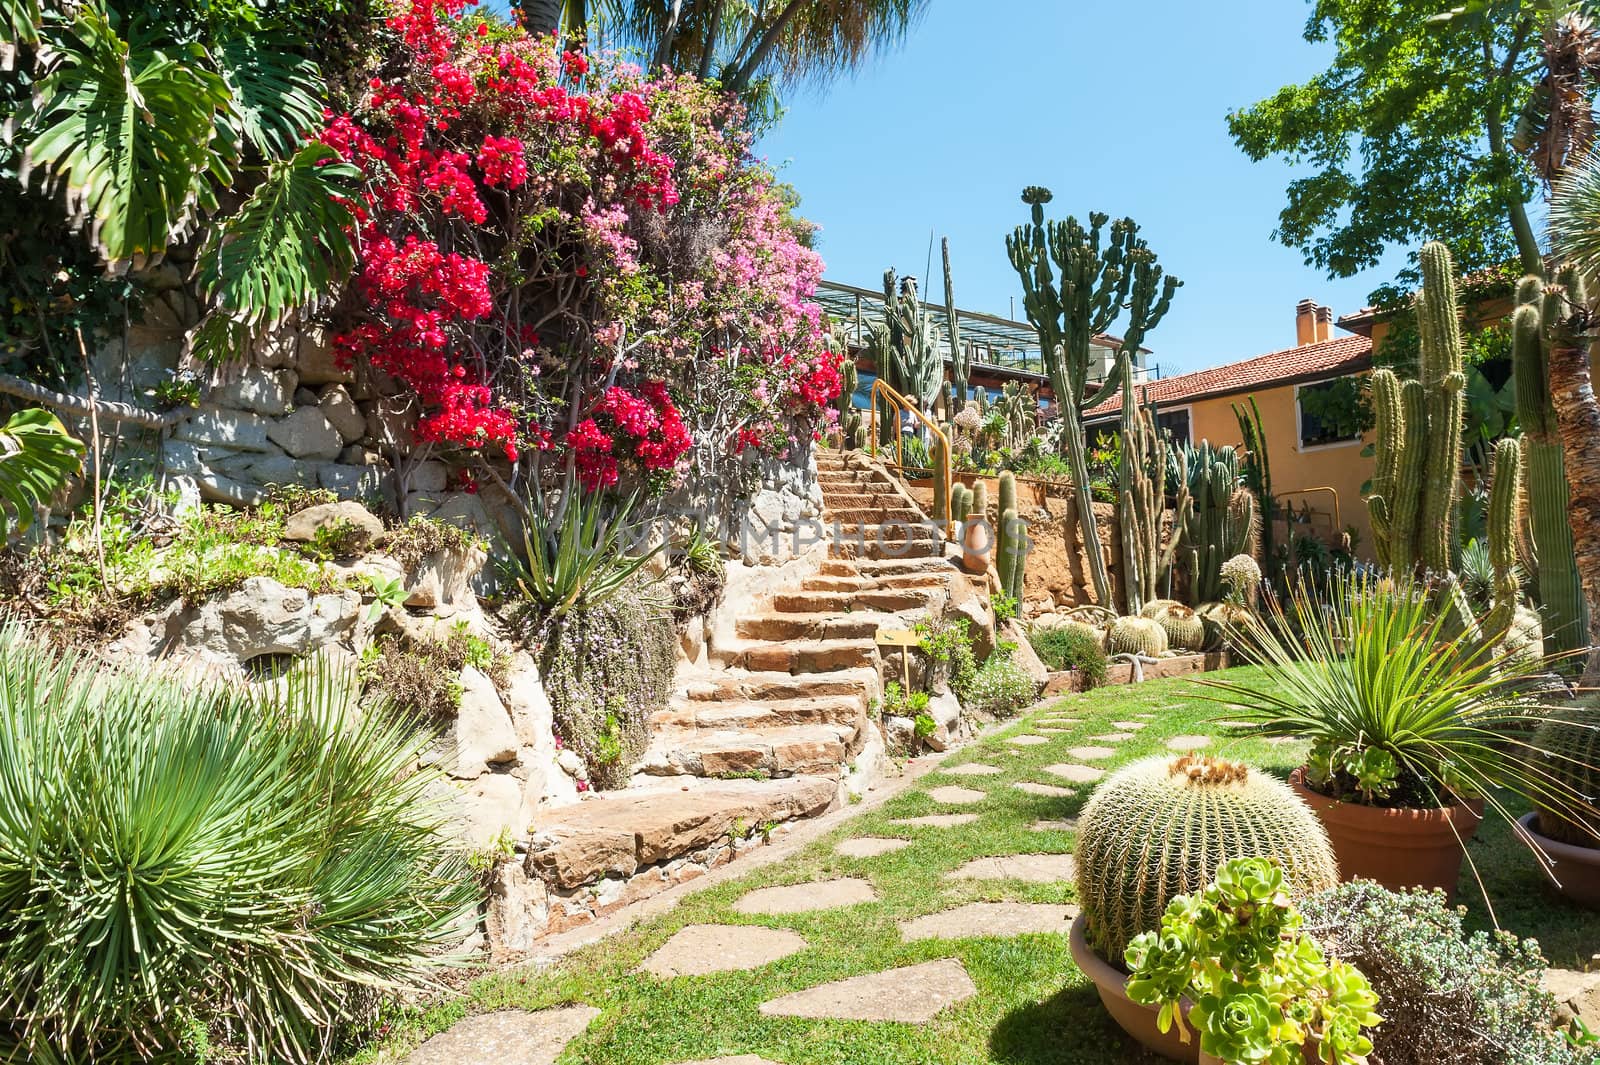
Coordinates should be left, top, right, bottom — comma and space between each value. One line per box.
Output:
1126, 857, 1381, 1065
0, 631, 477, 1063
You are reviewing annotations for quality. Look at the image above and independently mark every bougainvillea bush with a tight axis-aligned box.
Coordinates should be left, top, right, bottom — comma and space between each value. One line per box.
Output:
322, 0, 841, 498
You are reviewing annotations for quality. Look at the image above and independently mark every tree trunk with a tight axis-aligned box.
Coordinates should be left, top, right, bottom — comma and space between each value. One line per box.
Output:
1548, 337, 1600, 682
521, 0, 565, 40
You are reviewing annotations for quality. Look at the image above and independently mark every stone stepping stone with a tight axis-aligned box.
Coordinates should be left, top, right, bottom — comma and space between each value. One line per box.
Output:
1166, 734, 1213, 751
734, 878, 877, 915
1067, 745, 1118, 761
1131, 713, 1157, 720
1038, 717, 1080, 725
1215, 720, 1257, 730
1007, 734, 1050, 746
758, 958, 976, 1023
942, 763, 1002, 777
889, 813, 980, 828
1014, 781, 1075, 798
640, 924, 806, 978
1266, 735, 1301, 746
946, 853, 1076, 882
900, 901, 1078, 941
1090, 732, 1136, 742
1112, 721, 1149, 730
1036, 727, 1075, 733
1031, 819, 1078, 832
1043, 763, 1105, 784
406, 1006, 600, 1065
836, 837, 911, 858
927, 785, 986, 804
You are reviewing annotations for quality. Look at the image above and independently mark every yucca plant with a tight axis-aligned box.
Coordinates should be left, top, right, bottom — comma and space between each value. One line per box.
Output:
512, 479, 664, 622
1208, 572, 1592, 828
0, 632, 478, 1063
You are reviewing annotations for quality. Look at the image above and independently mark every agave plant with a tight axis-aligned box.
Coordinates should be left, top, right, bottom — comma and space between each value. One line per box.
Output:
0, 632, 478, 1063
512, 480, 664, 621
1208, 572, 1592, 830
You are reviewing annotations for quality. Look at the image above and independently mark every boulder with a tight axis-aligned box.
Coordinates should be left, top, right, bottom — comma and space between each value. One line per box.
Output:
319, 384, 368, 443
166, 576, 362, 665
268, 406, 344, 461
293, 332, 354, 384
452, 772, 525, 847
1002, 619, 1050, 690
176, 409, 276, 453
446, 666, 519, 779
282, 500, 384, 549
484, 861, 550, 955
1544, 967, 1600, 1036
208, 367, 296, 416
502, 651, 554, 749
318, 462, 386, 500
408, 459, 449, 493
404, 542, 487, 610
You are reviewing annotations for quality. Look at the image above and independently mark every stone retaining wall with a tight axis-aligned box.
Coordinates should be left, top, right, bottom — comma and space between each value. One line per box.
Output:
1042, 650, 1233, 695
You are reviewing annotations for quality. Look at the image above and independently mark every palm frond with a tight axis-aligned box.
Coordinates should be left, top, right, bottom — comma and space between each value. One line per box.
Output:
1550, 148, 1600, 281
0, 408, 83, 540
214, 33, 325, 158
18, 10, 233, 264
190, 143, 360, 362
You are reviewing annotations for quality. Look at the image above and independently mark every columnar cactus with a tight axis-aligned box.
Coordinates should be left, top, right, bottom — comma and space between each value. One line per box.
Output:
1075, 755, 1339, 961
866, 268, 944, 417
1531, 703, 1600, 846
1106, 615, 1168, 657
931, 435, 949, 525
951, 483, 971, 523
942, 237, 970, 405
998, 470, 1017, 522
1182, 443, 1257, 603
1485, 436, 1523, 640
837, 357, 865, 450
1514, 278, 1588, 658
1120, 396, 1191, 614
998, 509, 1028, 602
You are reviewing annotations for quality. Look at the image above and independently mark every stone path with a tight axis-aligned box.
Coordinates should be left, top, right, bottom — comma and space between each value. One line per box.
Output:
734, 878, 877, 914
675, 1058, 784, 1065
899, 901, 1077, 941
1089, 732, 1136, 742
758, 959, 977, 1023
1006, 734, 1049, 746
640, 924, 807, 977
1111, 720, 1148, 730
1067, 745, 1117, 761
942, 762, 1002, 776
926, 785, 986, 804
1042, 763, 1105, 783
889, 813, 980, 828
946, 853, 1076, 882
835, 837, 911, 857
1014, 781, 1075, 797
1166, 734, 1213, 751
405, 1006, 600, 1065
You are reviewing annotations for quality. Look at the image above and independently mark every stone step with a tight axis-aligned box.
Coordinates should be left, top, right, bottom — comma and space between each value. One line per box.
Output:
652, 694, 867, 731
832, 556, 959, 576
821, 492, 900, 508
525, 776, 839, 890
737, 611, 882, 641
772, 589, 929, 613
824, 507, 927, 525
800, 575, 873, 592
639, 723, 858, 778
829, 538, 945, 561
683, 667, 878, 703
721, 638, 878, 673
817, 472, 896, 489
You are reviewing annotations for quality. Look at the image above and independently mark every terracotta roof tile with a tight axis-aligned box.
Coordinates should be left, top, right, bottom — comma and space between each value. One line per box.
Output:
1085, 334, 1372, 417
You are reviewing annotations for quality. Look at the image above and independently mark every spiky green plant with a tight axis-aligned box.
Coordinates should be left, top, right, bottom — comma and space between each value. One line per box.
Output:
0, 635, 478, 1062
836, 352, 865, 450
1075, 754, 1338, 961
1120, 396, 1190, 614
866, 268, 943, 414
1106, 615, 1169, 657
1155, 603, 1206, 652
1181, 442, 1256, 603
512, 480, 664, 622
951, 482, 970, 523
1531, 703, 1600, 848
1210, 573, 1592, 834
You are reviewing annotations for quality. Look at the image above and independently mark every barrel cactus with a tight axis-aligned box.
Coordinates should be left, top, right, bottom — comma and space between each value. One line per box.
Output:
1219, 553, 1262, 607
1532, 703, 1600, 847
1155, 603, 1206, 651
1075, 755, 1339, 961
1138, 598, 1185, 620
1106, 616, 1168, 657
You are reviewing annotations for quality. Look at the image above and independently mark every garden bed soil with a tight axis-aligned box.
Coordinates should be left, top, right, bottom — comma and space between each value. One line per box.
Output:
1043, 651, 1232, 695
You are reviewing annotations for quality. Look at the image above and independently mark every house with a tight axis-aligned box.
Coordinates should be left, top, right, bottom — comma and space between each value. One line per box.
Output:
1086, 300, 1378, 559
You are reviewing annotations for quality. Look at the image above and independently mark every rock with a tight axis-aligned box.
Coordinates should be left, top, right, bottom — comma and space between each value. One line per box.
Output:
208, 367, 296, 416
503, 652, 555, 749
884, 715, 915, 751
928, 689, 961, 733
1002, 619, 1050, 690
943, 763, 1002, 776
319, 384, 368, 443
1544, 967, 1600, 1035
1041, 763, 1104, 784
453, 772, 526, 847
1014, 781, 1075, 797
639, 924, 807, 977
319, 462, 386, 499
899, 902, 1077, 942
946, 853, 1076, 883
556, 749, 586, 779
367, 395, 419, 449
836, 837, 911, 858
241, 453, 317, 488
294, 332, 354, 385
282, 500, 385, 548
447, 666, 519, 779
484, 860, 550, 956
757, 959, 976, 1023
405, 543, 487, 610
294, 386, 319, 406
168, 576, 362, 665
269, 406, 344, 461
409, 459, 449, 493
948, 582, 997, 660
176, 409, 276, 453
404, 1006, 600, 1065
926, 785, 986, 805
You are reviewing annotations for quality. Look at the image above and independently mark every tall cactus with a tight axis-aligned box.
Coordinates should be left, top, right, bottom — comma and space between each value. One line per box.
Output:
995, 471, 1027, 600
1120, 393, 1191, 614
836, 358, 865, 450
1006, 187, 1181, 609
1233, 396, 1278, 586
1514, 276, 1588, 658
931, 435, 949, 526
952, 483, 970, 523
942, 237, 970, 408
1485, 436, 1522, 640
1181, 443, 1257, 604
865, 269, 943, 439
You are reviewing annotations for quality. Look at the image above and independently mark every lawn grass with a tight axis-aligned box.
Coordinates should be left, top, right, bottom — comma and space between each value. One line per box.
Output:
349, 666, 1600, 1064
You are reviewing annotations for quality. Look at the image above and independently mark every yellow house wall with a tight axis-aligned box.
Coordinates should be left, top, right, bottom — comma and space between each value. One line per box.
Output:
1184, 381, 1377, 561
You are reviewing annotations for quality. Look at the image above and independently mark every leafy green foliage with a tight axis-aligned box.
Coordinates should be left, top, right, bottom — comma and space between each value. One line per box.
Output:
0, 636, 477, 1062
215, 33, 325, 157
1028, 623, 1108, 687
1301, 880, 1598, 1065
914, 614, 976, 695
1126, 857, 1381, 1065
19, 9, 234, 263
959, 650, 1039, 718
1227, 0, 1544, 292
191, 143, 360, 362
511, 486, 664, 624
0, 407, 82, 540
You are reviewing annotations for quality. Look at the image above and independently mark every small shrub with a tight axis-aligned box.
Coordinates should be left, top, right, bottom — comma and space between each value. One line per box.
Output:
385, 514, 481, 573
960, 651, 1039, 718
1301, 880, 1594, 1065
1028, 624, 1108, 687
361, 625, 508, 719
990, 590, 1018, 625
0, 634, 477, 1062
916, 614, 976, 694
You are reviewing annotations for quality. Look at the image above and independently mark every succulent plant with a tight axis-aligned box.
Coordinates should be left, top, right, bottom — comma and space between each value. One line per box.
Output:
1138, 598, 1186, 620
1106, 615, 1168, 657
1532, 702, 1600, 847
1075, 755, 1339, 961
1155, 604, 1206, 652
1218, 554, 1262, 607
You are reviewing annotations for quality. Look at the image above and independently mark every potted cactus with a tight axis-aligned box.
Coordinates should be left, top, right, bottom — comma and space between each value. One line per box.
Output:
1072, 755, 1339, 1062
1126, 857, 1381, 1065
1519, 703, 1600, 909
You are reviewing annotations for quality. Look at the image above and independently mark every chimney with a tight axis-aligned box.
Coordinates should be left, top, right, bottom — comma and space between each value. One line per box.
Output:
1295, 299, 1318, 346
1315, 305, 1334, 343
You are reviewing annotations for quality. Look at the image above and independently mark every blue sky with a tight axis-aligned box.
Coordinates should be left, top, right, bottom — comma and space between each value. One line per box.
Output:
758, 0, 1411, 377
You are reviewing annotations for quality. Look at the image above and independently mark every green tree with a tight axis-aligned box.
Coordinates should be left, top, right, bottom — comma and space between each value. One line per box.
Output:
1228, 0, 1551, 291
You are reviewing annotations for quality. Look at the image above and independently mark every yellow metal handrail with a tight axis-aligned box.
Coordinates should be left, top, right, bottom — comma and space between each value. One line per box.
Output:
868, 378, 952, 533
1277, 485, 1342, 536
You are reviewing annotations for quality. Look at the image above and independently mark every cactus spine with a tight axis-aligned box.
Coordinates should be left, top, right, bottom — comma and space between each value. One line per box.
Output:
1074, 755, 1339, 961
1155, 604, 1206, 652
1514, 278, 1588, 658
1106, 615, 1169, 657
942, 237, 969, 406
1531, 703, 1600, 846
1485, 436, 1522, 640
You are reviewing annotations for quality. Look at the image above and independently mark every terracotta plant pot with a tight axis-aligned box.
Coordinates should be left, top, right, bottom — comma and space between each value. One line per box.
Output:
1070, 914, 1198, 1064
1289, 766, 1482, 897
959, 517, 990, 575
1519, 811, 1600, 909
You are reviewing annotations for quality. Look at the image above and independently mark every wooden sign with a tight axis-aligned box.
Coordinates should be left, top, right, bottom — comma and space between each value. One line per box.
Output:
875, 628, 919, 689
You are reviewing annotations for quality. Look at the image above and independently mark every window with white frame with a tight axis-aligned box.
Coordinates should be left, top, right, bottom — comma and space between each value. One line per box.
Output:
1295, 377, 1362, 448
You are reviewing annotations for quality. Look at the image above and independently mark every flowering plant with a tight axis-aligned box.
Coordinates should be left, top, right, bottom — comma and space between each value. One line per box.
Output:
319, 0, 841, 494
1124, 857, 1382, 1065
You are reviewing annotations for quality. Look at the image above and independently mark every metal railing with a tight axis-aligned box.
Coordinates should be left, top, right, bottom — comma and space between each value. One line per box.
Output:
867, 378, 952, 534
